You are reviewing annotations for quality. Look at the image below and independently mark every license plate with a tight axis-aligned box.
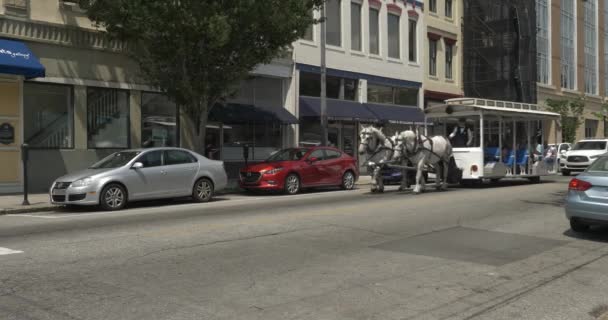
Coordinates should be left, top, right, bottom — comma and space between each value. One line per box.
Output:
52, 189, 66, 196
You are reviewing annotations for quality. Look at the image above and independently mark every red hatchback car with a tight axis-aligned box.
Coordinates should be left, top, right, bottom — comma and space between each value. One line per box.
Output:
240, 147, 359, 194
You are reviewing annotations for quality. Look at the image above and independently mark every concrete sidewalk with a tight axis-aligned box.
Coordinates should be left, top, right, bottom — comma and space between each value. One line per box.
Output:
0, 176, 373, 215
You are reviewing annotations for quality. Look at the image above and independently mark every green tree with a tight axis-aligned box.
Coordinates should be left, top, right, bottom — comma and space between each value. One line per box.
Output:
545, 96, 585, 143
82, 0, 322, 152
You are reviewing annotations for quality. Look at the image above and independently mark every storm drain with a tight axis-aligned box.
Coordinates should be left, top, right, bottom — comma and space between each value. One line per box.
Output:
372, 227, 567, 266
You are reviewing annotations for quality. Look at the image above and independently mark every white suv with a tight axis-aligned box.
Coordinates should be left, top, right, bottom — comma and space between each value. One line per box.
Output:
561, 139, 608, 176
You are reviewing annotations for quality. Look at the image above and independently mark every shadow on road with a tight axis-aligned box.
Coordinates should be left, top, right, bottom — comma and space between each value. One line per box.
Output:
563, 227, 608, 243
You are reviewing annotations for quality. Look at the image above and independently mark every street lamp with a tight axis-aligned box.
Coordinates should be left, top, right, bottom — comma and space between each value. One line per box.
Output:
320, 3, 328, 146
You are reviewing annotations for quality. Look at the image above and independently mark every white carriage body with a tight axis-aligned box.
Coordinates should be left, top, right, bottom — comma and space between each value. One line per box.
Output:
426, 98, 560, 181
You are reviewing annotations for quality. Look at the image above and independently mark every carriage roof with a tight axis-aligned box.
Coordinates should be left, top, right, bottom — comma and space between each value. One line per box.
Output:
424, 98, 560, 119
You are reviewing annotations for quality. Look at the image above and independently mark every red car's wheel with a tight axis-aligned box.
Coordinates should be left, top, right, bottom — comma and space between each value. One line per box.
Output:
284, 174, 300, 195
341, 171, 355, 190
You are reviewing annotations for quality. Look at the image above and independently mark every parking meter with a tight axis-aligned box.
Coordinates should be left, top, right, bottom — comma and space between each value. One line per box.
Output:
243, 144, 250, 166
21, 143, 30, 205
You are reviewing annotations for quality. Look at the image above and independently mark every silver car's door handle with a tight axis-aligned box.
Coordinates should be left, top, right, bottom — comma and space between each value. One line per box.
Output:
161, 170, 167, 175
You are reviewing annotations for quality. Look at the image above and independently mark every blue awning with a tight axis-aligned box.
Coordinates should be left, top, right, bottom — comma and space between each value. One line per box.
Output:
209, 103, 298, 124
365, 103, 426, 124
299, 96, 378, 122
0, 39, 45, 79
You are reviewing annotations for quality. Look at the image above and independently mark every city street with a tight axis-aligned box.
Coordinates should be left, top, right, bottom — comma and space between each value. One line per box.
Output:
1, 176, 608, 320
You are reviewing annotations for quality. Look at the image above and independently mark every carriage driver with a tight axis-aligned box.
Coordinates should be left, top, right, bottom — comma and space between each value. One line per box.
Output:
449, 118, 473, 148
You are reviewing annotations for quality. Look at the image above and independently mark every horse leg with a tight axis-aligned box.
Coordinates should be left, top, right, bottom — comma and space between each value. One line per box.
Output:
413, 160, 425, 194
399, 162, 408, 191
441, 159, 449, 190
435, 162, 442, 190
371, 166, 378, 192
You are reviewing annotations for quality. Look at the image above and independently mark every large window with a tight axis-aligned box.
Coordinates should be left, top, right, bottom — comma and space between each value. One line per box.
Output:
223, 122, 282, 161
445, 43, 453, 79
536, 0, 549, 84
367, 83, 418, 106
87, 88, 130, 148
369, 7, 380, 55
605, 0, 608, 95
388, 13, 401, 59
429, 39, 438, 76
141, 92, 178, 148
584, 0, 597, 94
585, 119, 599, 138
23, 82, 73, 149
326, 0, 342, 47
445, 0, 452, 18
303, 9, 314, 41
561, 0, 576, 89
351, 2, 362, 51
429, 0, 437, 13
299, 71, 357, 100
408, 19, 417, 62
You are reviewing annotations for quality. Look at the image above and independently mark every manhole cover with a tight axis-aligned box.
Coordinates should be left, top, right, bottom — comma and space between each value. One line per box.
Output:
372, 227, 567, 266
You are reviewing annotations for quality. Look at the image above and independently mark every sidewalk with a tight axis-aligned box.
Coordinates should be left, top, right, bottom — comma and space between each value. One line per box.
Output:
0, 177, 373, 215
0, 193, 57, 215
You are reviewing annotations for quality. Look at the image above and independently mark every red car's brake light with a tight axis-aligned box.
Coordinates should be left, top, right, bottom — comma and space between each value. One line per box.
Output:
569, 178, 592, 191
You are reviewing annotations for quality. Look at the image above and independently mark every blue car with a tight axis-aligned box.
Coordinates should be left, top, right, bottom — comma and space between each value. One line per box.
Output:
565, 153, 608, 232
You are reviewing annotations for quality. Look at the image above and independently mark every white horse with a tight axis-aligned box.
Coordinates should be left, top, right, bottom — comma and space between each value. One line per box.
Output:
393, 128, 454, 194
358, 126, 404, 192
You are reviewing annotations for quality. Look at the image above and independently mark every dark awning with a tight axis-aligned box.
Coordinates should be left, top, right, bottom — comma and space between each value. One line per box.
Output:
0, 39, 45, 79
365, 103, 426, 124
299, 96, 378, 122
209, 103, 298, 124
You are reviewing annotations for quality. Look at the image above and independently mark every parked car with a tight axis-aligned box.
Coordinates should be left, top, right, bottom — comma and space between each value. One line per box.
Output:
50, 148, 227, 210
551, 142, 571, 171
560, 139, 608, 176
565, 153, 608, 232
240, 147, 359, 194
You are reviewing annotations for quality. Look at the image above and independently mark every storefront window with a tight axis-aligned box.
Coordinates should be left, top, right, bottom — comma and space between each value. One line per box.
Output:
368, 84, 418, 106
87, 87, 130, 148
23, 82, 73, 149
141, 92, 178, 148
299, 71, 357, 101
222, 121, 281, 161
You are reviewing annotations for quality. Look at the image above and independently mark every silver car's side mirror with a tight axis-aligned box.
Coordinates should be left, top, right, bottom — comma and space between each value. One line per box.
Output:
132, 162, 144, 169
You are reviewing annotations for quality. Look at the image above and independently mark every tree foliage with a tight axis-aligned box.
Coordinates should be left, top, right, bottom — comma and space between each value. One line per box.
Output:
82, 0, 323, 151
545, 96, 585, 143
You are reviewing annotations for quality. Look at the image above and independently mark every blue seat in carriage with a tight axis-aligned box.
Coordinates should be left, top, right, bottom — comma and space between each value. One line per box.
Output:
516, 149, 529, 166
484, 147, 500, 163
503, 150, 515, 166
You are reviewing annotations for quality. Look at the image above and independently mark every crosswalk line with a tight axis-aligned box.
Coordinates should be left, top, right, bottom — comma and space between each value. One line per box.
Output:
0, 247, 23, 255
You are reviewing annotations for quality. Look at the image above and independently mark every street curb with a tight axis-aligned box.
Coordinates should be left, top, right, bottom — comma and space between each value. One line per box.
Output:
1, 182, 373, 215
1, 205, 60, 215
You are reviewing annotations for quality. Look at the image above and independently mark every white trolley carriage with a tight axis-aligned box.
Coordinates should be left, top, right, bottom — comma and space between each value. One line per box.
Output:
425, 98, 560, 184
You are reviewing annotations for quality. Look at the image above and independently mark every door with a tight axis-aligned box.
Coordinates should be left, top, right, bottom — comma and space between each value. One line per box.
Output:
342, 126, 356, 157
127, 150, 165, 199
323, 149, 345, 185
300, 149, 326, 187
163, 150, 199, 195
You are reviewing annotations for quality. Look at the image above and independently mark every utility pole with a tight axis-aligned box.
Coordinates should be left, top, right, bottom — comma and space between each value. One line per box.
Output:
320, 3, 328, 146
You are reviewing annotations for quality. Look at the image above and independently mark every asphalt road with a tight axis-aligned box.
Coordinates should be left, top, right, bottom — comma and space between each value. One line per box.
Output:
2, 176, 608, 320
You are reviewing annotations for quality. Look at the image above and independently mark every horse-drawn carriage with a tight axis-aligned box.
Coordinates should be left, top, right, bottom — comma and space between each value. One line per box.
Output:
359, 98, 560, 193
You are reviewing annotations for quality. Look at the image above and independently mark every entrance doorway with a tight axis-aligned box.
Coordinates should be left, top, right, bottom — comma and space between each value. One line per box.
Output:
328, 122, 357, 157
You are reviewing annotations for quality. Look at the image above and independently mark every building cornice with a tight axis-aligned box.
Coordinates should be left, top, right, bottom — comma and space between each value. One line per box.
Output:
0, 16, 129, 53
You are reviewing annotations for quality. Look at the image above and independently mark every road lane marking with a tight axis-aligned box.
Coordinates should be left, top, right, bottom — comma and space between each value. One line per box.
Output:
0, 247, 23, 255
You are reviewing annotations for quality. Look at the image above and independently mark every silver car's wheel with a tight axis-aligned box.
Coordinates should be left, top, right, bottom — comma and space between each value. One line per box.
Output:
193, 178, 214, 203
284, 174, 300, 195
100, 184, 127, 211
341, 171, 355, 190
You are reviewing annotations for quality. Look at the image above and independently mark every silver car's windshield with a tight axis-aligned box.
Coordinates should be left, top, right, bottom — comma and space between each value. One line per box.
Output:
90, 151, 141, 169
572, 141, 607, 150
588, 156, 608, 172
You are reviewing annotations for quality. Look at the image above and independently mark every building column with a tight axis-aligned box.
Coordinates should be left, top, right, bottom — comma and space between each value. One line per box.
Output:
73, 85, 87, 150
130, 90, 142, 148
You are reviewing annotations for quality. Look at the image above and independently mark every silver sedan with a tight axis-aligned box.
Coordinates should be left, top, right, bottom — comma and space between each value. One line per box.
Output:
50, 148, 228, 210
565, 154, 608, 232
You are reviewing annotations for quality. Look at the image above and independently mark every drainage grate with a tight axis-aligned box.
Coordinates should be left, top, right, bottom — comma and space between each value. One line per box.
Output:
372, 227, 567, 266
